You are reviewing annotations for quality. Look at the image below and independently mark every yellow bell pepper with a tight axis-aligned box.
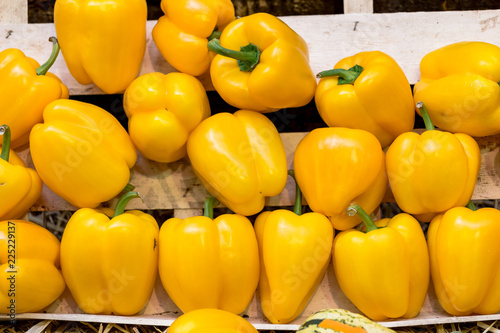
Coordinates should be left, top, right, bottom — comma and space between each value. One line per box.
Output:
123, 72, 211, 163
60, 191, 158, 315
54, 0, 147, 94
29, 99, 137, 208
293, 127, 387, 230
0, 37, 68, 148
386, 102, 481, 222
168, 308, 258, 333
255, 171, 334, 324
428, 204, 500, 316
207, 12, 317, 112
187, 110, 288, 216
152, 0, 235, 76
413, 41, 500, 136
0, 220, 65, 314
0, 125, 42, 220
333, 205, 430, 321
159, 197, 259, 314
315, 51, 415, 148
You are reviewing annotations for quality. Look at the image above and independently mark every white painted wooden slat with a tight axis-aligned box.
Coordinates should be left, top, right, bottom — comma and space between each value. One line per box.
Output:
343, 0, 374, 13
0, 0, 28, 24
1, 10, 500, 94
16, 131, 500, 212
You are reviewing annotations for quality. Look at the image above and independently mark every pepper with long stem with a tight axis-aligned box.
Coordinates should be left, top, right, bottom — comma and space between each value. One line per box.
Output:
113, 191, 142, 218
203, 196, 220, 219
416, 101, 436, 131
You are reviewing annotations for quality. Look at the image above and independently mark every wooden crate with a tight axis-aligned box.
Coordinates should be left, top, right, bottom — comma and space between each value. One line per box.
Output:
1, 0, 500, 330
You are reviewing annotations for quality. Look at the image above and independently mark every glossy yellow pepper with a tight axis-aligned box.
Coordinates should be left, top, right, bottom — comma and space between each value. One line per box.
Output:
168, 308, 258, 333
333, 205, 429, 321
207, 13, 317, 112
187, 110, 288, 216
0, 125, 42, 220
123, 72, 210, 163
428, 204, 500, 316
159, 197, 259, 314
386, 102, 481, 222
54, 0, 147, 94
255, 171, 334, 324
29, 99, 137, 208
0, 220, 65, 314
293, 127, 388, 230
315, 51, 415, 148
0, 37, 68, 148
60, 191, 158, 315
413, 41, 500, 136
152, 0, 235, 76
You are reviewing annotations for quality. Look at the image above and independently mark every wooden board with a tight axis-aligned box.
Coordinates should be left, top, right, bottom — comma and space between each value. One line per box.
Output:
1, 10, 500, 94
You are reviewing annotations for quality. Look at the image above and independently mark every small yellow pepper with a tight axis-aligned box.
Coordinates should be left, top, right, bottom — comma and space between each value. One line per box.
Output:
0, 220, 66, 314
0, 37, 68, 148
168, 308, 258, 333
293, 127, 388, 230
152, 0, 235, 76
428, 204, 500, 316
386, 102, 481, 222
60, 192, 159, 315
333, 205, 430, 321
187, 110, 288, 216
207, 13, 317, 112
159, 197, 259, 314
0, 125, 42, 220
54, 0, 147, 94
413, 41, 500, 136
29, 99, 137, 208
255, 171, 334, 324
123, 72, 211, 163
315, 51, 415, 148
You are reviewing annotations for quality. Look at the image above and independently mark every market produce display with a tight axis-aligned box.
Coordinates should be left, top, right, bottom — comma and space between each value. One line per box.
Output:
1, 0, 500, 331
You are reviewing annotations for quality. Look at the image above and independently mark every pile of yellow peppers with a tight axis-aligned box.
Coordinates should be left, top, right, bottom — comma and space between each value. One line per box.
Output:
1, 0, 500, 331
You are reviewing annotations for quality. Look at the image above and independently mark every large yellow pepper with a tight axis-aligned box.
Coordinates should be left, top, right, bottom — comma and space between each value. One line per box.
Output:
413, 41, 500, 136
315, 51, 415, 148
168, 308, 258, 333
207, 13, 317, 112
152, 0, 235, 76
159, 197, 259, 314
293, 127, 387, 230
54, 0, 147, 94
187, 110, 288, 216
0, 37, 68, 148
0, 125, 42, 220
333, 205, 429, 321
0, 220, 65, 314
29, 99, 137, 208
60, 191, 158, 315
428, 204, 500, 316
123, 72, 210, 163
255, 171, 334, 324
386, 102, 481, 222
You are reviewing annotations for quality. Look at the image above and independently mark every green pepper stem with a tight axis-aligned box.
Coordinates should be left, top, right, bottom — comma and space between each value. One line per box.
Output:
316, 64, 364, 85
288, 170, 303, 216
346, 204, 379, 232
0, 124, 11, 162
113, 191, 142, 217
36, 37, 60, 76
466, 201, 477, 211
207, 39, 260, 72
122, 183, 135, 192
416, 101, 436, 131
208, 29, 222, 41
203, 196, 220, 219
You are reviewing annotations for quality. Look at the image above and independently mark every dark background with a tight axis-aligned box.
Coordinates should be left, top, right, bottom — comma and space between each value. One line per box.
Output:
27, 0, 500, 133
